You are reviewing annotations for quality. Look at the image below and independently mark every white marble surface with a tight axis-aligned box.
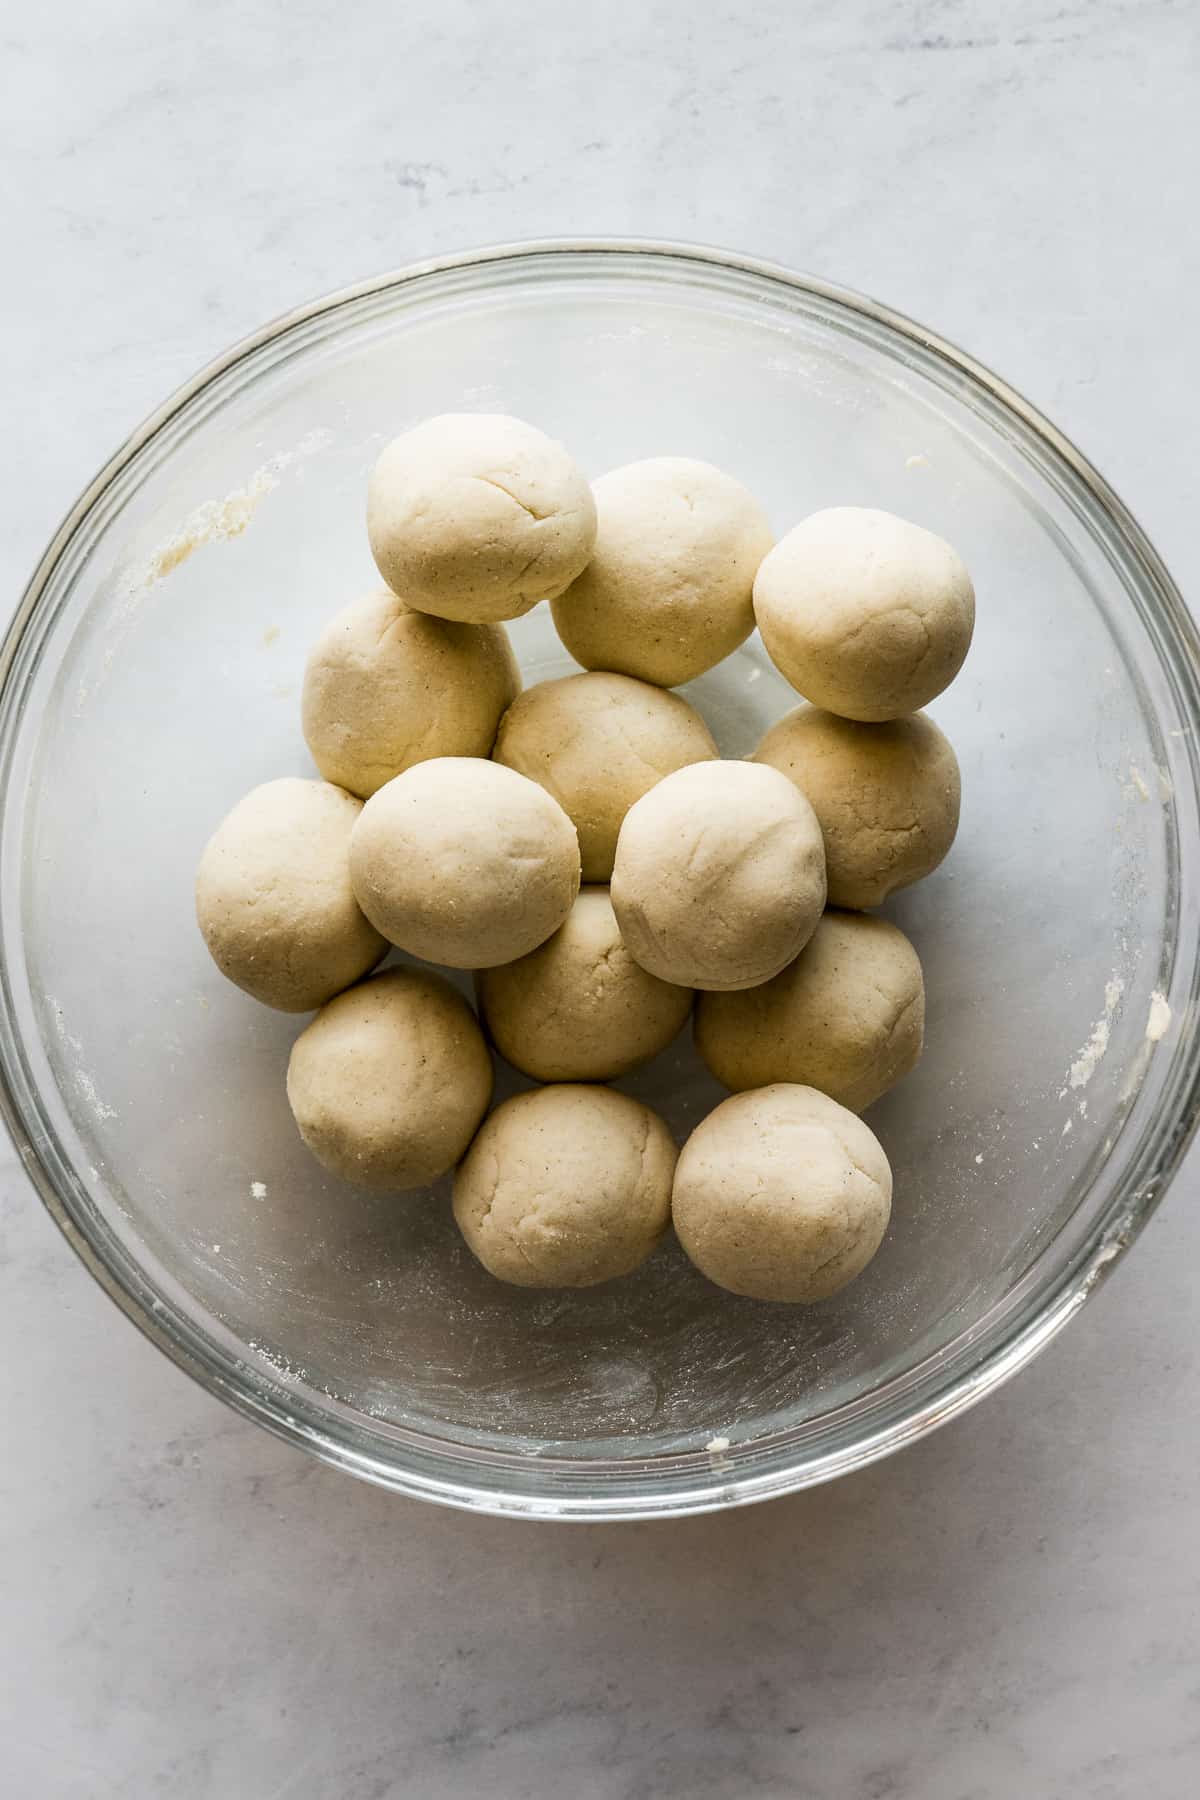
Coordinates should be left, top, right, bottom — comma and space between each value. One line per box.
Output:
3, 2, 1200, 1794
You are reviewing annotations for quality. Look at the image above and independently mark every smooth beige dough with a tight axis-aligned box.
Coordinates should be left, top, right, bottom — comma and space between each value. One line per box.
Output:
754, 706, 960, 909
550, 457, 774, 686
672, 1083, 892, 1302
366, 413, 597, 624
349, 757, 580, 967
302, 586, 520, 798
453, 1084, 676, 1288
195, 778, 385, 1012
286, 967, 492, 1190
695, 910, 925, 1110
753, 507, 975, 721
492, 671, 718, 881
611, 760, 826, 991
477, 887, 693, 1082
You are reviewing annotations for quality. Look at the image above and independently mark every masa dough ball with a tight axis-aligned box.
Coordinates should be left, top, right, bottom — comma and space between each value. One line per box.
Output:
753, 508, 975, 721
477, 887, 692, 1082
672, 1083, 892, 1302
550, 457, 773, 686
453, 1084, 676, 1288
695, 910, 924, 1110
367, 413, 597, 624
286, 967, 492, 1190
492, 671, 718, 881
195, 778, 385, 1012
302, 586, 520, 798
755, 706, 960, 910
349, 756, 580, 967
611, 760, 826, 991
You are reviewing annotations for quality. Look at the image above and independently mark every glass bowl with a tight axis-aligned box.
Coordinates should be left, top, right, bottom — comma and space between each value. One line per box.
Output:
3, 241, 1198, 1520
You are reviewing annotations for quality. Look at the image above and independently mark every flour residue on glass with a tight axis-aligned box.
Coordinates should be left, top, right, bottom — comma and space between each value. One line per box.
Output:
48, 997, 118, 1123
144, 467, 278, 583
141, 430, 331, 590
1146, 991, 1172, 1042
1066, 975, 1125, 1092
74, 429, 332, 715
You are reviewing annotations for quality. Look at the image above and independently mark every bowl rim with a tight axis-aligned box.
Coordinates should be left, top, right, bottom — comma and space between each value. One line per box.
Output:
4, 235, 1200, 1520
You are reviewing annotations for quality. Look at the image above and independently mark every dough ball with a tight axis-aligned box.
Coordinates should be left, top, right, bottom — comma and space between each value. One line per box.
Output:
695, 910, 924, 1110
302, 585, 520, 798
286, 967, 492, 1190
453, 1084, 676, 1288
349, 757, 580, 967
753, 508, 975, 721
366, 413, 597, 624
754, 706, 960, 910
550, 457, 773, 686
672, 1083, 892, 1302
492, 671, 718, 881
478, 887, 692, 1082
195, 778, 385, 1012
611, 760, 826, 991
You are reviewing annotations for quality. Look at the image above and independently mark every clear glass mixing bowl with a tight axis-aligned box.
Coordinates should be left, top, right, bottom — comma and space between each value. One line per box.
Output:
2, 241, 1198, 1519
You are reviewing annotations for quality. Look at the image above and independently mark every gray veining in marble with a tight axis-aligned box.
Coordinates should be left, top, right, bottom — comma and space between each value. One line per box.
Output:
3, 2, 1200, 1795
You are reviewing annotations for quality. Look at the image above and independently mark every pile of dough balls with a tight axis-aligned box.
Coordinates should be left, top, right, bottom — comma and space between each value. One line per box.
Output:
196, 411, 974, 1309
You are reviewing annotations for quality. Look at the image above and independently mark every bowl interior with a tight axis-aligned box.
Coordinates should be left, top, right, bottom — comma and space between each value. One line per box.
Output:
2, 247, 1195, 1509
